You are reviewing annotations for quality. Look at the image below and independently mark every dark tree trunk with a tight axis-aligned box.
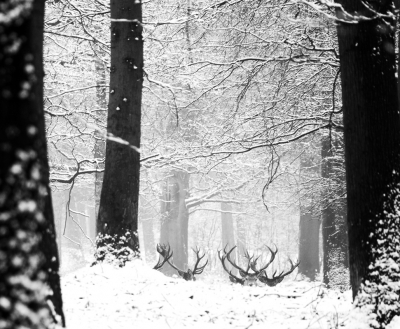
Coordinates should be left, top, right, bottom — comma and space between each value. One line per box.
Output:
321, 136, 349, 290
159, 171, 189, 275
32, 4, 65, 323
97, 0, 143, 255
0, 0, 64, 326
335, 0, 400, 325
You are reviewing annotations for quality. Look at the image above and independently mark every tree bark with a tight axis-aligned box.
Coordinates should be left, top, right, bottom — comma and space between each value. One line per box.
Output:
52, 190, 64, 267
335, 0, 400, 325
159, 171, 190, 275
0, 0, 64, 326
321, 136, 349, 290
97, 0, 143, 255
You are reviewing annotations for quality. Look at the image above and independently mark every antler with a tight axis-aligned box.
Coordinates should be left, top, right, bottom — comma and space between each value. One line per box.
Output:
224, 246, 252, 278
218, 249, 245, 285
219, 245, 260, 285
154, 244, 208, 281
219, 244, 297, 287
153, 244, 173, 270
243, 250, 260, 272
191, 247, 208, 275
153, 243, 183, 275
249, 245, 278, 274
259, 259, 300, 287
240, 250, 262, 285
165, 258, 188, 279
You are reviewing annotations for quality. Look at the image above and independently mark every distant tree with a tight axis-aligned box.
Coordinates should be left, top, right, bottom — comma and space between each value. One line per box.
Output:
236, 214, 248, 265
0, 0, 64, 327
220, 203, 238, 275
298, 151, 320, 280
159, 170, 190, 274
321, 135, 349, 290
96, 0, 143, 261
335, 0, 400, 326
139, 194, 157, 263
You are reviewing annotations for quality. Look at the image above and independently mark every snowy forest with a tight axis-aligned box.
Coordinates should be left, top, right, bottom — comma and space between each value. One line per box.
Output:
1, 0, 400, 328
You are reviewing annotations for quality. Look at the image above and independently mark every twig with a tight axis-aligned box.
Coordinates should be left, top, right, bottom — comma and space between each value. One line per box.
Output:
260, 293, 302, 299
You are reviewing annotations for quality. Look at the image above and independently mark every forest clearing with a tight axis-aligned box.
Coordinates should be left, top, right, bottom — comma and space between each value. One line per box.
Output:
63, 260, 354, 329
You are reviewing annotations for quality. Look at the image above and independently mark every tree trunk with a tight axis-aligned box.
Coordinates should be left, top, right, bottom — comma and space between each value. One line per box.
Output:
321, 136, 349, 290
97, 0, 143, 256
298, 208, 320, 280
221, 203, 237, 275
159, 171, 189, 275
142, 218, 156, 263
0, 0, 64, 326
93, 47, 107, 220
65, 195, 81, 249
298, 155, 320, 280
140, 195, 156, 263
236, 213, 247, 266
52, 191, 64, 266
335, 1, 400, 325
85, 203, 96, 243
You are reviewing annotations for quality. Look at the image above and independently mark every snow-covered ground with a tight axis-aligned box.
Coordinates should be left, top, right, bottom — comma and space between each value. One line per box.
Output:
61, 259, 357, 329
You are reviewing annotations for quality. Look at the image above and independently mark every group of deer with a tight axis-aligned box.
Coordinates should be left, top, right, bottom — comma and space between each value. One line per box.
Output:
153, 244, 299, 286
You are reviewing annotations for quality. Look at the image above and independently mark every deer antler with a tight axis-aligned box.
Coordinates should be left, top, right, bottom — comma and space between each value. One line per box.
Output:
249, 245, 278, 274
154, 244, 208, 281
153, 244, 173, 270
191, 247, 208, 275
218, 249, 245, 285
219, 245, 260, 285
224, 246, 252, 278
243, 250, 260, 272
219, 244, 297, 287
259, 259, 300, 287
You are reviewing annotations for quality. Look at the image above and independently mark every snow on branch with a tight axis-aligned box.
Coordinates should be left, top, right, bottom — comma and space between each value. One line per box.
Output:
46, 84, 109, 100
189, 207, 246, 216
189, 54, 339, 68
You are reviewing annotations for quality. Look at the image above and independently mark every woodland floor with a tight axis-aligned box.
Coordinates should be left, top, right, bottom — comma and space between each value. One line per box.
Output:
61, 259, 362, 329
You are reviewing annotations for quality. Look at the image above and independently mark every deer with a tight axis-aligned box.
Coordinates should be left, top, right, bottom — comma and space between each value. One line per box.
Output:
153, 243, 208, 281
218, 244, 299, 286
